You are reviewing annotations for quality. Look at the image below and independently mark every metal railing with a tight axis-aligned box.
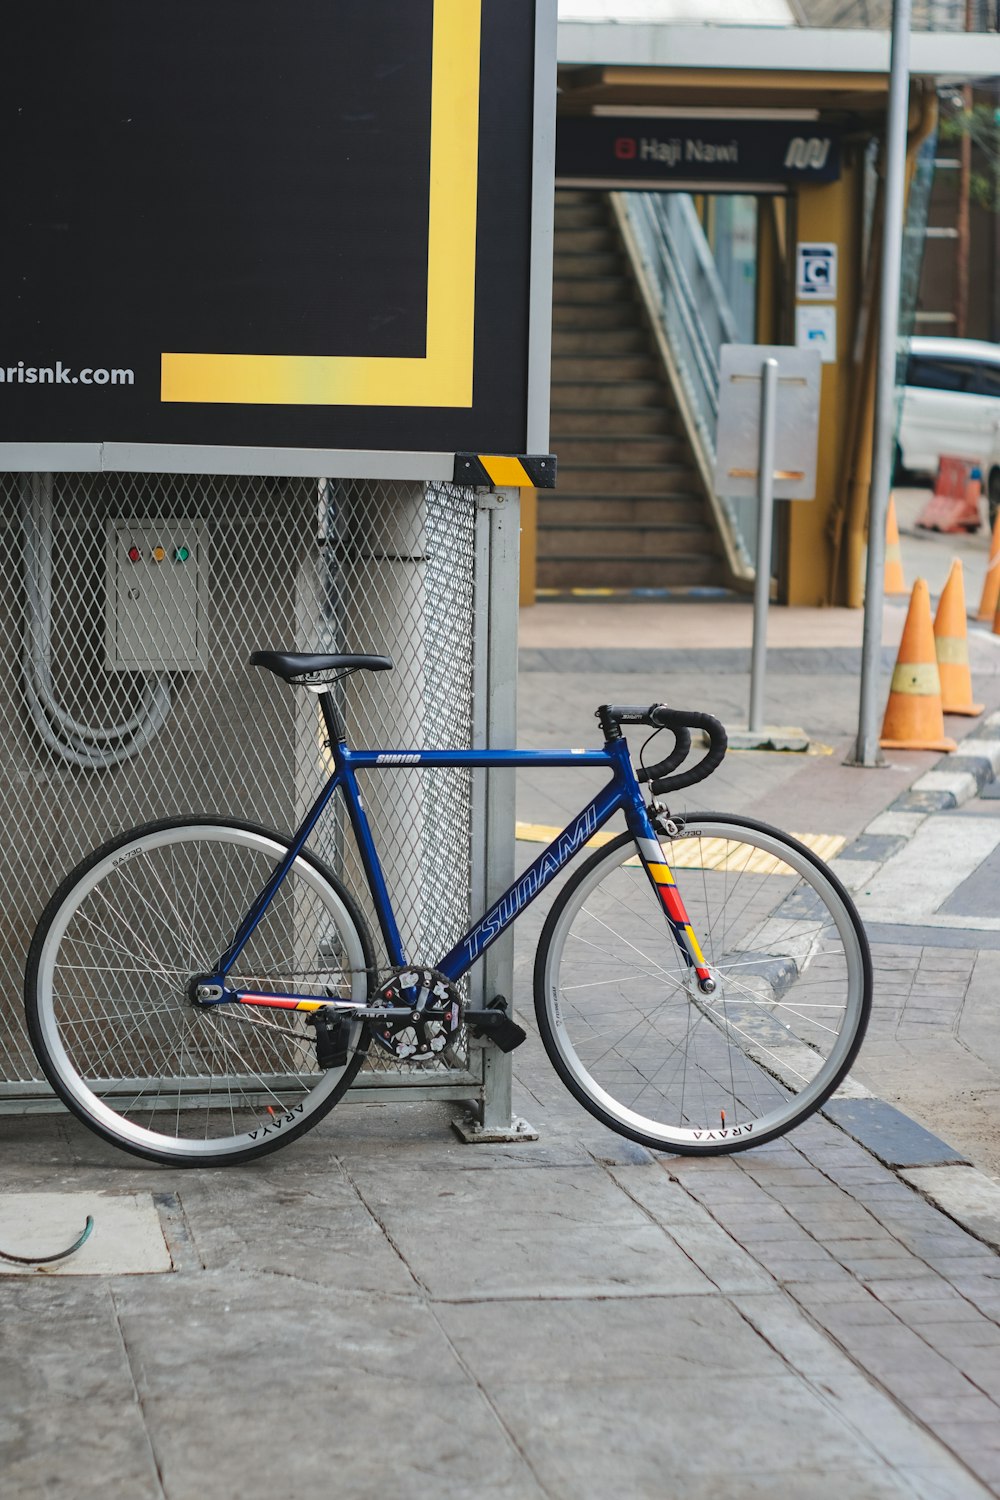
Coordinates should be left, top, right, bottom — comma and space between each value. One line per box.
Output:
621, 191, 757, 572
791, 0, 998, 27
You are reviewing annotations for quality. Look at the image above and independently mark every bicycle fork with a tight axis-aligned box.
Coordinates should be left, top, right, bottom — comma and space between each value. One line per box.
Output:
626, 800, 716, 996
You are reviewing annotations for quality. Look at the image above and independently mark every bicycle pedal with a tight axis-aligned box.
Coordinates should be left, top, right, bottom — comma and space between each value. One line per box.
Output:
466, 997, 527, 1054
309, 1012, 349, 1070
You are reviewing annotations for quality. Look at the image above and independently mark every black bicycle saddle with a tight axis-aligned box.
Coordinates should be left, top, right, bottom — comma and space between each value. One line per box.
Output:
250, 651, 394, 682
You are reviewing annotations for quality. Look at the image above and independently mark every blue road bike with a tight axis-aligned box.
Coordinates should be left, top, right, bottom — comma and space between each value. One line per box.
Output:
25, 652, 872, 1167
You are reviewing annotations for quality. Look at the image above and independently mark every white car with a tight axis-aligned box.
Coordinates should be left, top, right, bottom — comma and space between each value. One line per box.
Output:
897, 336, 1000, 477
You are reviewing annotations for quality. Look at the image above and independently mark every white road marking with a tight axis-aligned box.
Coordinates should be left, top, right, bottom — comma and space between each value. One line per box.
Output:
853, 815, 1000, 924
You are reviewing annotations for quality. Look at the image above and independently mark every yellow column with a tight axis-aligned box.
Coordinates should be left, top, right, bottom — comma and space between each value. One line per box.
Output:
755, 197, 787, 347
519, 489, 537, 605
784, 160, 861, 604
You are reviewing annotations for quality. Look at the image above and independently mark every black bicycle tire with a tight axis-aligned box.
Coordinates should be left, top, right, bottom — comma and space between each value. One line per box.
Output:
533, 814, 873, 1156
25, 815, 377, 1167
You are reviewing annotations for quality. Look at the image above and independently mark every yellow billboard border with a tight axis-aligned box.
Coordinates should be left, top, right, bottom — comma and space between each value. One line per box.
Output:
161, 0, 480, 408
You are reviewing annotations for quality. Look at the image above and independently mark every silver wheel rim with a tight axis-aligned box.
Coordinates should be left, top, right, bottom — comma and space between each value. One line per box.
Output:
541, 819, 867, 1149
33, 824, 368, 1160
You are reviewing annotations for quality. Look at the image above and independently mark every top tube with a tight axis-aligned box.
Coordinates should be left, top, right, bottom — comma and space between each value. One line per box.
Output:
339, 746, 617, 770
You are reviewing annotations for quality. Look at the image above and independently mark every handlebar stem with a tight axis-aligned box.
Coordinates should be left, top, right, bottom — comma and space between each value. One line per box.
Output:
596, 705, 622, 741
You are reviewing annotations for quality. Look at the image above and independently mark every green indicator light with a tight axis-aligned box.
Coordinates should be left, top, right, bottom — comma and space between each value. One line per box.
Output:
174, 546, 190, 563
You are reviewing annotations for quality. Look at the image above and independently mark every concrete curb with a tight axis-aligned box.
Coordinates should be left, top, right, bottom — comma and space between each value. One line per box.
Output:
889, 715, 1000, 814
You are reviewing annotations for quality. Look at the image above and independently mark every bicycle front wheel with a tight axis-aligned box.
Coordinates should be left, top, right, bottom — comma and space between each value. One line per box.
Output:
534, 814, 871, 1155
25, 818, 375, 1166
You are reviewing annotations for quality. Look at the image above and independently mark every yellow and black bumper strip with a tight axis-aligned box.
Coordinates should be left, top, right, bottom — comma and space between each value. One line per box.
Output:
454, 453, 557, 489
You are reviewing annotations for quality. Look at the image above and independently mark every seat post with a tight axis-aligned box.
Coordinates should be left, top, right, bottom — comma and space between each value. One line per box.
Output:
319, 690, 347, 746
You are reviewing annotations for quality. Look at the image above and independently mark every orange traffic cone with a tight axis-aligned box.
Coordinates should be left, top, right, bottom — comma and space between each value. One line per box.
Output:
976, 508, 1000, 620
934, 559, 983, 716
880, 579, 958, 752
884, 495, 907, 596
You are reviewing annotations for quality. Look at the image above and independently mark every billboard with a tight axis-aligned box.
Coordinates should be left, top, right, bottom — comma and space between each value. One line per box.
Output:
0, 1, 554, 474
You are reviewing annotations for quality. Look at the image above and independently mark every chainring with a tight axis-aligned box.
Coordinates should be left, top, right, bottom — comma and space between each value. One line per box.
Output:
369, 966, 464, 1064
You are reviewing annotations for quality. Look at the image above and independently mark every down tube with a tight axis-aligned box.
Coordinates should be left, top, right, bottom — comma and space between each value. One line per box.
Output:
436, 778, 627, 983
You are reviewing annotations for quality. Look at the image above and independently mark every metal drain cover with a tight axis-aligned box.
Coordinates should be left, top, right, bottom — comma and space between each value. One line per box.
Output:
0, 1192, 172, 1275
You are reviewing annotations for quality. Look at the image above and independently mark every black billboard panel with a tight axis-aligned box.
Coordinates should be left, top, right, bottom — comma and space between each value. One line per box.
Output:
0, 1, 546, 467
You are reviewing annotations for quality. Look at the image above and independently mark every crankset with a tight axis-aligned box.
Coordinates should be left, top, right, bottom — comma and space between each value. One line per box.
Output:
368, 966, 464, 1063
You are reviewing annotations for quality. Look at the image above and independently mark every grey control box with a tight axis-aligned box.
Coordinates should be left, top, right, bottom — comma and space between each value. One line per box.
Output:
105, 519, 209, 671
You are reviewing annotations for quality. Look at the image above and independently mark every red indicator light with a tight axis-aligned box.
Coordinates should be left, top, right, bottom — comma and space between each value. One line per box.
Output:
127, 546, 141, 563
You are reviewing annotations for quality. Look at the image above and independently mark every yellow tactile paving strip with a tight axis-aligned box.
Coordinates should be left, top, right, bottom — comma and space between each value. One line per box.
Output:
515, 822, 845, 875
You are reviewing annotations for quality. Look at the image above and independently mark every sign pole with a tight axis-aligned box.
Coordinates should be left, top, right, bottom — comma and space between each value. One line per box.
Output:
748, 358, 779, 734
714, 343, 820, 751
852, 0, 912, 766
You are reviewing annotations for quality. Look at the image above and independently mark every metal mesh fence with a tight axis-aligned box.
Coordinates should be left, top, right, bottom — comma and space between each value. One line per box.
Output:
0, 471, 481, 1100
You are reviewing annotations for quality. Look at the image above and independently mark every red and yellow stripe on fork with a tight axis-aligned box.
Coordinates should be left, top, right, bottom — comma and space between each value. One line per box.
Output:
636, 836, 712, 982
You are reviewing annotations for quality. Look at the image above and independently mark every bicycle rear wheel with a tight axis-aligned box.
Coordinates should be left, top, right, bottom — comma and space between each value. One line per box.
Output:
534, 814, 871, 1154
25, 817, 375, 1166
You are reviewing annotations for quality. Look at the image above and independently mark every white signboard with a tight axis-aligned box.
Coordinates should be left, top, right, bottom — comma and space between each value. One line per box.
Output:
795, 304, 837, 364
796, 241, 837, 301
714, 345, 822, 501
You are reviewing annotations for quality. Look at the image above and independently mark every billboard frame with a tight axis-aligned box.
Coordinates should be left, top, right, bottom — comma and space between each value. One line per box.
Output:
0, 1, 556, 479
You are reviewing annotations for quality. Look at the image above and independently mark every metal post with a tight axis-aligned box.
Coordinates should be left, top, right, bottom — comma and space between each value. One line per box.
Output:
854, 0, 912, 766
455, 487, 538, 1143
748, 358, 779, 734
481, 491, 518, 1129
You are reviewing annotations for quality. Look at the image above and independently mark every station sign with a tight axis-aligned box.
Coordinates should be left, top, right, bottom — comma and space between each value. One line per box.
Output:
557, 116, 841, 189
796, 242, 839, 300
0, 1, 554, 475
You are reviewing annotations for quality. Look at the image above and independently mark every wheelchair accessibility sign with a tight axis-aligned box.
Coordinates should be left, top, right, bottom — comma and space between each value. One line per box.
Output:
796, 242, 837, 301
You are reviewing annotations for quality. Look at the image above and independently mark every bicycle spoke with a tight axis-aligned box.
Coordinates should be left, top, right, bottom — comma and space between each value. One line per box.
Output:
537, 820, 869, 1154
28, 821, 371, 1163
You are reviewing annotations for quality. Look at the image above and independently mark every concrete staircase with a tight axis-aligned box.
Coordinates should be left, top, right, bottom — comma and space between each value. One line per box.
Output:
542, 189, 727, 592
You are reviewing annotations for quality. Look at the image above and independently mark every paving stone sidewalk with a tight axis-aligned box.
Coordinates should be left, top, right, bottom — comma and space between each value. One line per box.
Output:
10, 699, 1000, 1498
7, 549, 1000, 1496
4, 1062, 1000, 1498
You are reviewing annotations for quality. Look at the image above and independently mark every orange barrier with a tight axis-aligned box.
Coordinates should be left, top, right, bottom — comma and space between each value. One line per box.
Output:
916, 456, 983, 534
884, 494, 907, 596
880, 578, 958, 752
934, 559, 983, 716
976, 508, 1000, 621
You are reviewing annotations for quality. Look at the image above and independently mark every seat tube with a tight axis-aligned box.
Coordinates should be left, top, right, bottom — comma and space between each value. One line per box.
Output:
339, 756, 407, 967
319, 690, 404, 963
319, 689, 347, 750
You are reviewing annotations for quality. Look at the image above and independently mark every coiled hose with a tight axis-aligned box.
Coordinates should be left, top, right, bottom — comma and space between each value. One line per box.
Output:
21, 472, 171, 768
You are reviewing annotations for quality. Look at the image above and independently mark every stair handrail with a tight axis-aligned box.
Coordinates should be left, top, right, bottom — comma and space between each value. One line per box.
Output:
614, 192, 755, 579
635, 198, 722, 445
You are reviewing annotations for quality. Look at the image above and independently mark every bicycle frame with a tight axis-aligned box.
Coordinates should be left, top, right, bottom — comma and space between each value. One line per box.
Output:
202, 712, 713, 1013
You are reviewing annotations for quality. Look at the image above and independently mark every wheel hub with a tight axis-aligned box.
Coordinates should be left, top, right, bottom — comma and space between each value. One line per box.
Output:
188, 977, 224, 1006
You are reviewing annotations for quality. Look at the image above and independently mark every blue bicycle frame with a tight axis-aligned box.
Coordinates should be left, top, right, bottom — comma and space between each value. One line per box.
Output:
201, 701, 712, 1014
